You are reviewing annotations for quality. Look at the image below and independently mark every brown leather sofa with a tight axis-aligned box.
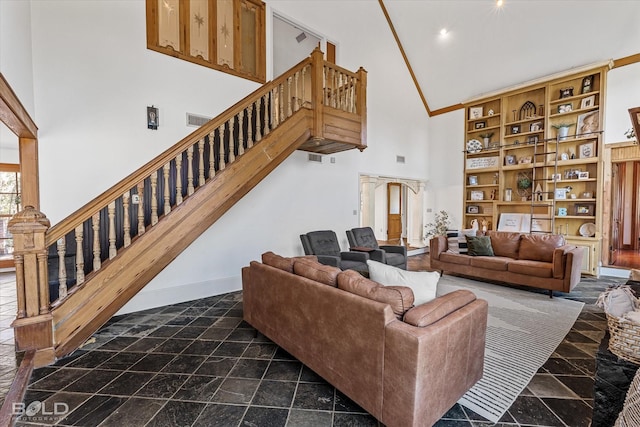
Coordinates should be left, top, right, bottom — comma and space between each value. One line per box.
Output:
430, 231, 584, 296
242, 252, 488, 427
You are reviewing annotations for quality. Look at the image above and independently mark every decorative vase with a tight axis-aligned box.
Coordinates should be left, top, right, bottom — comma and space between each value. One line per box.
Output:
558, 126, 570, 141
483, 137, 490, 148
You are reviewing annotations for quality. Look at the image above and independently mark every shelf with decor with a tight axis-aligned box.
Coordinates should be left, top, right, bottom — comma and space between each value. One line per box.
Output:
462, 63, 610, 275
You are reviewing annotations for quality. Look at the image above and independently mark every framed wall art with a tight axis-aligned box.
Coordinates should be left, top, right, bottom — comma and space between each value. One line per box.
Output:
578, 141, 595, 158
469, 107, 483, 119
629, 107, 640, 142
147, 106, 159, 130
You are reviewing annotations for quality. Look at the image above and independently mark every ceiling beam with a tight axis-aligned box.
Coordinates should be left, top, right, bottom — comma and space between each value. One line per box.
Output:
613, 53, 640, 69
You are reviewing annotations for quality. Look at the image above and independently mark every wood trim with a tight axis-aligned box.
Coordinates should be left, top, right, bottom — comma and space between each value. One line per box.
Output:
45, 56, 313, 245
19, 137, 40, 209
0, 73, 37, 139
378, 0, 431, 117
613, 53, 640, 69
431, 103, 464, 117
53, 111, 314, 357
0, 163, 20, 172
0, 350, 35, 427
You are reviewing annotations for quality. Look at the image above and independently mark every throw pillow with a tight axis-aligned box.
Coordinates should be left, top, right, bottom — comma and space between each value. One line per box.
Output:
457, 228, 477, 255
446, 230, 460, 254
465, 235, 495, 257
367, 260, 439, 305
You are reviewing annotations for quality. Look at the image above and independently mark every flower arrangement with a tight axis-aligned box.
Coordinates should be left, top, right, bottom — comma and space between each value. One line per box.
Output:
424, 210, 451, 240
479, 132, 494, 139
551, 123, 575, 129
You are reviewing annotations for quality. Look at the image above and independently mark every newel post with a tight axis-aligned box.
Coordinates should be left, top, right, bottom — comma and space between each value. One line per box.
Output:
310, 47, 325, 141
356, 66, 368, 150
9, 206, 55, 365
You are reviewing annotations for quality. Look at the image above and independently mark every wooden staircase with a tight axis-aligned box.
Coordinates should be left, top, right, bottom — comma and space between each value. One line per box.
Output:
7, 49, 367, 367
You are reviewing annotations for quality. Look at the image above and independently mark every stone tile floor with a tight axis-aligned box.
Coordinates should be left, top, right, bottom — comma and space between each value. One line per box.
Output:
0, 266, 628, 426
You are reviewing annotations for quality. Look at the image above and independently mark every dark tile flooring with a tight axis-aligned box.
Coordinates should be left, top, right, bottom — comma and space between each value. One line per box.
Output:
2, 262, 629, 426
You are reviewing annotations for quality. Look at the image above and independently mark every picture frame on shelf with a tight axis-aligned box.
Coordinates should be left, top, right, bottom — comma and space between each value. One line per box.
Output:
554, 188, 568, 200
530, 122, 542, 132
527, 135, 539, 144
578, 141, 596, 158
466, 205, 480, 214
551, 173, 562, 182
511, 125, 520, 134
470, 190, 484, 201
581, 75, 594, 94
580, 95, 596, 109
504, 155, 516, 165
518, 156, 532, 164
560, 87, 574, 99
575, 203, 595, 216
468, 175, 478, 185
577, 171, 590, 179
475, 121, 486, 129
576, 110, 600, 136
469, 107, 483, 119
558, 103, 573, 113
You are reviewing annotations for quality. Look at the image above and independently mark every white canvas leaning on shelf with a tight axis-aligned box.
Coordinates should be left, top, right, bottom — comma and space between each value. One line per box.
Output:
497, 213, 532, 232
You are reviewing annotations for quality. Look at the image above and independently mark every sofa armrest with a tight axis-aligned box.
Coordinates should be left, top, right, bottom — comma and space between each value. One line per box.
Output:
316, 255, 340, 267
552, 244, 579, 279
340, 251, 369, 262
382, 297, 488, 427
430, 236, 447, 260
380, 245, 407, 257
563, 246, 584, 292
403, 290, 477, 327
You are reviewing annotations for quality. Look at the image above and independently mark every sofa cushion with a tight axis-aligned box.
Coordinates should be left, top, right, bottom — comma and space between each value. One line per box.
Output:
518, 234, 565, 263
403, 290, 477, 327
439, 252, 471, 266
367, 260, 439, 305
457, 229, 477, 254
466, 235, 494, 256
293, 259, 341, 287
337, 270, 414, 318
262, 252, 317, 273
446, 230, 460, 254
469, 256, 510, 271
487, 231, 522, 259
507, 260, 553, 278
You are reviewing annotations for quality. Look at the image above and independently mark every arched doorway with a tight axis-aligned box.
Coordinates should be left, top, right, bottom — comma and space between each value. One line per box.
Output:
359, 174, 426, 251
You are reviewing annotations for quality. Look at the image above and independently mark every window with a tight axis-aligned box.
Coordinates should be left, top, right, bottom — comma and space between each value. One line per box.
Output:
146, 0, 266, 82
0, 164, 20, 264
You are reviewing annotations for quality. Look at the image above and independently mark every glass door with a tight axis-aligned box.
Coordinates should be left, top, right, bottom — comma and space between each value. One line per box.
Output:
0, 164, 21, 268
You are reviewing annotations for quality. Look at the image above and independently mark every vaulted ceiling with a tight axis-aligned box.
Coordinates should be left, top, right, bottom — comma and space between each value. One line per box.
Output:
382, 0, 640, 114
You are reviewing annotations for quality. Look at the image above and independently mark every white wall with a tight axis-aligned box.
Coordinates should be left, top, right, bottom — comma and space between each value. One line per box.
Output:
604, 62, 640, 143
3, 0, 429, 313
0, 0, 34, 155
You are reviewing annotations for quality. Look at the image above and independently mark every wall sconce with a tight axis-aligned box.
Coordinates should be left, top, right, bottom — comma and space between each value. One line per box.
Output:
147, 106, 158, 130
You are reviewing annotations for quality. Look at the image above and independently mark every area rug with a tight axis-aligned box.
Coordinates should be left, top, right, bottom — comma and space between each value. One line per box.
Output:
436, 275, 584, 423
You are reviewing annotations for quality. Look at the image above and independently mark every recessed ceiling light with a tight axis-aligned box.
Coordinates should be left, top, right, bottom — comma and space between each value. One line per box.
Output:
496, 0, 504, 7
439, 28, 448, 37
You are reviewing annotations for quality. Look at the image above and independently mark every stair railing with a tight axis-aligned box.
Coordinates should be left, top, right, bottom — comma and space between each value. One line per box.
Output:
8, 48, 366, 362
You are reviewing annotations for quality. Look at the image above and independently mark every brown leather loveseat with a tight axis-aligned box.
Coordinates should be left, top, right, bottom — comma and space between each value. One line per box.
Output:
430, 231, 584, 296
242, 252, 488, 427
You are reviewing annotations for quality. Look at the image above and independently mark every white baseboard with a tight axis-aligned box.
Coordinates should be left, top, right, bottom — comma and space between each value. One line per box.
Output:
599, 266, 631, 278
116, 275, 242, 315
407, 247, 427, 256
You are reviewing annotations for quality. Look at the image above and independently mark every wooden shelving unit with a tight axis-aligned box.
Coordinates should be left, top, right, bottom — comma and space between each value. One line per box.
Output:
463, 64, 611, 275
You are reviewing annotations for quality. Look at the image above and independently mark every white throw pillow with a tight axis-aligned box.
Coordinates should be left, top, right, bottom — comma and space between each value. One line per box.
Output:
367, 260, 440, 305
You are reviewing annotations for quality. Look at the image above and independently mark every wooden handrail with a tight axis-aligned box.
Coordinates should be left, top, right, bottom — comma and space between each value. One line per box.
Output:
0, 73, 38, 138
46, 56, 313, 245
0, 350, 35, 427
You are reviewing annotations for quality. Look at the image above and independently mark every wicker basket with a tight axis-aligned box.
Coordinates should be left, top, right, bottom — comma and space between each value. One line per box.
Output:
615, 369, 640, 427
606, 314, 640, 365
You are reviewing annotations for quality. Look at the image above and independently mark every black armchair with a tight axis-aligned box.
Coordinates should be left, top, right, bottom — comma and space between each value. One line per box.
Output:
346, 226, 407, 270
300, 230, 369, 272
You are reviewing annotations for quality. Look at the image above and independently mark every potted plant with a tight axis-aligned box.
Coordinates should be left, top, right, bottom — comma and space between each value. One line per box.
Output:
479, 132, 494, 148
552, 123, 574, 141
424, 210, 451, 241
